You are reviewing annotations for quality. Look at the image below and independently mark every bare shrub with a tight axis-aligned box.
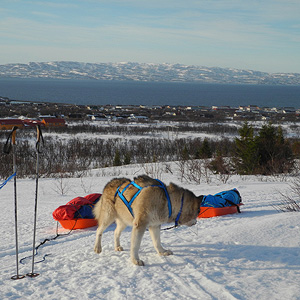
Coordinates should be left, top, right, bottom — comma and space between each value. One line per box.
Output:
202, 159, 213, 184
209, 154, 233, 184
177, 159, 212, 184
273, 178, 300, 212
183, 160, 203, 184
142, 162, 163, 179
97, 167, 122, 178
80, 176, 96, 194
176, 160, 187, 182
163, 162, 173, 175
52, 173, 73, 195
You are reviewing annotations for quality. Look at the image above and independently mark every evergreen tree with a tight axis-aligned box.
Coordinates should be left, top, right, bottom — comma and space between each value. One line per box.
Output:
181, 145, 190, 161
234, 122, 294, 175
234, 122, 258, 174
196, 138, 212, 159
292, 141, 300, 159
113, 150, 122, 166
255, 123, 293, 174
123, 152, 131, 165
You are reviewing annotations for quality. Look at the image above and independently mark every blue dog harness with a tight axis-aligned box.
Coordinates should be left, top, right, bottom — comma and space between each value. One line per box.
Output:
115, 179, 176, 220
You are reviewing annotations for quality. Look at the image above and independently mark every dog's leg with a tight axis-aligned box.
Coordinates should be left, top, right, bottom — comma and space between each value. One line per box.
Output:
114, 219, 126, 251
149, 225, 173, 256
94, 216, 115, 254
94, 226, 104, 254
131, 222, 147, 266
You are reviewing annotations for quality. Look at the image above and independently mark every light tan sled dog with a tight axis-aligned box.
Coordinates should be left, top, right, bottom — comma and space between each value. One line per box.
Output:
93, 175, 202, 266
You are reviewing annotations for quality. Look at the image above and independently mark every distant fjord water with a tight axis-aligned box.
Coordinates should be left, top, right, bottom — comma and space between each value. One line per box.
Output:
0, 78, 299, 108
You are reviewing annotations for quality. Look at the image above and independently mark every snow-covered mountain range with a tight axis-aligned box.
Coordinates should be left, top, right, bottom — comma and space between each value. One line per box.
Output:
0, 61, 299, 85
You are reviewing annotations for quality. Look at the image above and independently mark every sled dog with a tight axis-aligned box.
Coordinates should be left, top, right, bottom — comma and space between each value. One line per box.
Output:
93, 175, 202, 266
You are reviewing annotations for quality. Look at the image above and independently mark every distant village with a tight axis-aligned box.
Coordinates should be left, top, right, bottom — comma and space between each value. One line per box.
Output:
0, 96, 299, 130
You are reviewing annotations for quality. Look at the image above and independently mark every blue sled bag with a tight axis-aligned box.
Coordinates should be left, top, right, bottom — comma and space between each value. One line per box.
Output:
201, 189, 242, 211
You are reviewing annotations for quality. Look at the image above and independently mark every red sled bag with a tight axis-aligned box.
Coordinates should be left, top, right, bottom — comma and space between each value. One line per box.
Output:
52, 194, 101, 221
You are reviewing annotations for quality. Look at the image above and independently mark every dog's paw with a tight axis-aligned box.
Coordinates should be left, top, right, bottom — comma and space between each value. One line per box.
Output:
159, 249, 173, 256
94, 245, 102, 254
132, 259, 145, 266
115, 246, 124, 252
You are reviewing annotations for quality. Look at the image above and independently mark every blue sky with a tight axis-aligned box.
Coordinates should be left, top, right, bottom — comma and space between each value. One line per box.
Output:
1, 0, 299, 73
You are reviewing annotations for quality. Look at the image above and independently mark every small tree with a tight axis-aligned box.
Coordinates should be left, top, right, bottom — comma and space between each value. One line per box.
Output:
234, 122, 259, 174
181, 145, 190, 161
113, 150, 122, 166
123, 152, 131, 165
255, 124, 294, 174
195, 138, 212, 159
291, 141, 300, 159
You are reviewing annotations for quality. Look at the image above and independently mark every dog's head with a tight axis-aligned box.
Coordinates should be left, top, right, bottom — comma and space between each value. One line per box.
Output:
177, 192, 202, 226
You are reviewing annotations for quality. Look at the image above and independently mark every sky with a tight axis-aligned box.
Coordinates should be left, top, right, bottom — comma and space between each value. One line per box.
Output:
0, 0, 300, 73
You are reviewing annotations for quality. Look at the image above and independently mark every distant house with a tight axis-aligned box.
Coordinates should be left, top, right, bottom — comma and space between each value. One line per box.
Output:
41, 118, 66, 127
247, 105, 260, 112
0, 119, 24, 130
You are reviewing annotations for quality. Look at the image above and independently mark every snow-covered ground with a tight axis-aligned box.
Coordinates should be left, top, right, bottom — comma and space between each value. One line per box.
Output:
1, 163, 300, 300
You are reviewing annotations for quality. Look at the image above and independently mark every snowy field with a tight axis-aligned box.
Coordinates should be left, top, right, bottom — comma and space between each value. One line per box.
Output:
1, 163, 300, 300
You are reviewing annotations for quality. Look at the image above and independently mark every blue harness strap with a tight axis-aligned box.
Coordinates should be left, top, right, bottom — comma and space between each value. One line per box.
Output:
115, 181, 143, 216
153, 179, 172, 218
175, 193, 184, 227
115, 179, 172, 218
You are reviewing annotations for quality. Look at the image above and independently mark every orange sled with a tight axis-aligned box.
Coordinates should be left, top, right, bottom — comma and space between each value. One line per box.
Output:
58, 219, 98, 230
198, 204, 243, 218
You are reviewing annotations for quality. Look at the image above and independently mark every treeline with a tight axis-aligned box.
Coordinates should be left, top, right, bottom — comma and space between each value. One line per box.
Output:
0, 134, 234, 178
40, 121, 240, 136
0, 122, 299, 179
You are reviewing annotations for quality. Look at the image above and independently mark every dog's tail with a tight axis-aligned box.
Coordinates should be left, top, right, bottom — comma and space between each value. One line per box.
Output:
92, 195, 103, 220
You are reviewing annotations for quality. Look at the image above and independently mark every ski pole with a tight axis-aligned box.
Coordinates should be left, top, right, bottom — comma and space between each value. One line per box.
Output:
27, 125, 44, 278
4, 126, 25, 280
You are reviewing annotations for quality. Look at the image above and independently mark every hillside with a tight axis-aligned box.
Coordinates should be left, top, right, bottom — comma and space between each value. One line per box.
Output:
1, 163, 300, 299
1, 118, 300, 299
1, 61, 300, 85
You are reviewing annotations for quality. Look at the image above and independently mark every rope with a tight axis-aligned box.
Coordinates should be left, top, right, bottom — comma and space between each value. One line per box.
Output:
162, 206, 210, 231
20, 221, 77, 265
162, 224, 178, 231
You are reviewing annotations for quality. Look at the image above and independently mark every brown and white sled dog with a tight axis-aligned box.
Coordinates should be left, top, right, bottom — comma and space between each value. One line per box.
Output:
93, 175, 202, 266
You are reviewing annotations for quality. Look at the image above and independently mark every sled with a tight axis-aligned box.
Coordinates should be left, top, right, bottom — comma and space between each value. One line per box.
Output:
52, 193, 101, 230
198, 204, 243, 218
58, 218, 98, 230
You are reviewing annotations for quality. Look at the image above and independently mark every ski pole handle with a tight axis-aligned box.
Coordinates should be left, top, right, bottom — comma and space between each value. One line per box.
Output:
11, 126, 18, 145
36, 125, 44, 153
3, 126, 18, 154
